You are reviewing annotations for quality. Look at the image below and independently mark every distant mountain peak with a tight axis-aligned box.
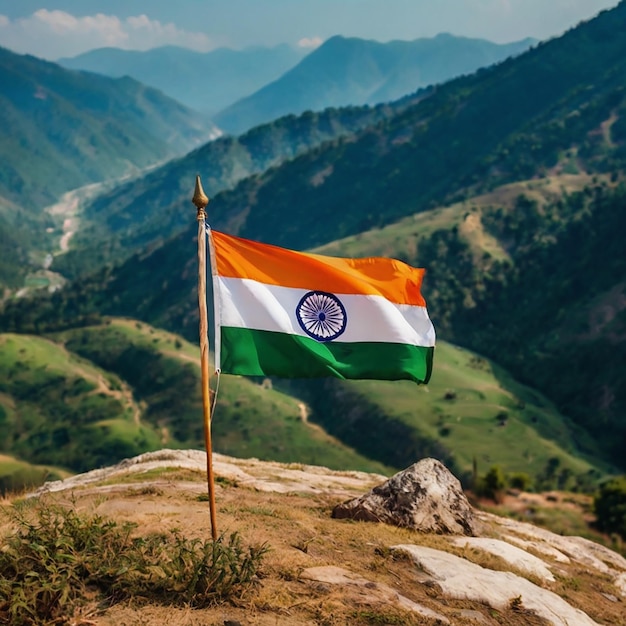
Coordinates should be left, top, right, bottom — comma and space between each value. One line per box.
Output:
213, 32, 536, 134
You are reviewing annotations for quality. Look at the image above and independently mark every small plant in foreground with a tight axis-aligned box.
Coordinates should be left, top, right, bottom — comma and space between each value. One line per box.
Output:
0, 502, 268, 625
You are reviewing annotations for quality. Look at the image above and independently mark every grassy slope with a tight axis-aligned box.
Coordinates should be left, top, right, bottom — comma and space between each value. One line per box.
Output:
0, 332, 160, 473
0, 453, 70, 495
336, 341, 604, 484
0, 319, 388, 484
0, 315, 610, 490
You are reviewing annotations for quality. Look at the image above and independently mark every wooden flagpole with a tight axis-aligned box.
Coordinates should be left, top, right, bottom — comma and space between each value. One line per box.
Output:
192, 174, 218, 541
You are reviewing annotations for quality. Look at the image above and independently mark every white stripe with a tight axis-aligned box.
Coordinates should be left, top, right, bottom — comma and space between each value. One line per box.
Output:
216, 276, 436, 347
207, 226, 221, 371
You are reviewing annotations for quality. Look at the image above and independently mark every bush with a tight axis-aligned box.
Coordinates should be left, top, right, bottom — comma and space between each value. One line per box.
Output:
508, 472, 533, 492
477, 465, 507, 502
0, 501, 268, 624
594, 475, 626, 539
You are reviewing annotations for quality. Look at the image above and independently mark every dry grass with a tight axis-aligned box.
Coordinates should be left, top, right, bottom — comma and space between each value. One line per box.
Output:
2, 464, 623, 626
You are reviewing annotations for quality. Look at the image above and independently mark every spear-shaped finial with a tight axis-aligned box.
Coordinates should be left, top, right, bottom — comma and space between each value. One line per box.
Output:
193, 174, 209, 219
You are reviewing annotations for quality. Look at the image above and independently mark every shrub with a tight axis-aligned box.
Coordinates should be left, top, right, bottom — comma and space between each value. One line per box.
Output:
594, 475, 626, 539
508, 472, 533, 491
0, 501, 268, 624
477, 465, 507, 502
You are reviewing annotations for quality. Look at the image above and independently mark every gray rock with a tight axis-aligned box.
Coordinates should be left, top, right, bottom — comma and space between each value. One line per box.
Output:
301, 565, 450, 624
332, 458, 479, 536
392, 544, 600, 626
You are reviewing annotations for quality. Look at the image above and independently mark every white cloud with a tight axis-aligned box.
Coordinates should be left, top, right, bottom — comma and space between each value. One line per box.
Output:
0, 10, 214, 60
297, 36, 324, 49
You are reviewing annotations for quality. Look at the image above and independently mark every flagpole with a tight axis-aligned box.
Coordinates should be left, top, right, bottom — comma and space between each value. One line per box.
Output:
192, 174, 218, 541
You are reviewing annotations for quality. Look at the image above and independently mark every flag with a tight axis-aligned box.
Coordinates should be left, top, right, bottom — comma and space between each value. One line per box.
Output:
209, 229, 435, 383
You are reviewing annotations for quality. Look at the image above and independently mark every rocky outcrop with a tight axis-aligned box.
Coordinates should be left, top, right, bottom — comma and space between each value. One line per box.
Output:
24, 450, 626, 625
332, 457, 479, 536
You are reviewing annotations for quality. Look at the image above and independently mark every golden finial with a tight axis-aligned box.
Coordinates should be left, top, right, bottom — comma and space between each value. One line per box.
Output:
193, 175, 210, 220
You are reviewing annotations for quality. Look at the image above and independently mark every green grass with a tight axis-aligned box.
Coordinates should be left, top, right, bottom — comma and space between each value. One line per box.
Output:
303, 340, 609, 489
358, 341, 602, 479
0, 318, 390, 481
0, 454, 68, 495
0, 331, 161, 474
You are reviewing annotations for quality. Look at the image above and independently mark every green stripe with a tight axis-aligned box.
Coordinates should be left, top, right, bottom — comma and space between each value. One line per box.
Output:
220, 327, 433, 383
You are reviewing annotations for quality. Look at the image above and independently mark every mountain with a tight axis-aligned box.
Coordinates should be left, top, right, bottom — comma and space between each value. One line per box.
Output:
0, 46, 219, 211
52, 102, 411, 280
0, 46, 220, 292
59, 44, 308, 115
4, 2, 624, 473
213, 33, 536, 135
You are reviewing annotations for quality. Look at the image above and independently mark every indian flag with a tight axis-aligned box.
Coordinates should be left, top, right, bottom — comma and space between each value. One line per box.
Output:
209, 229, 435, 383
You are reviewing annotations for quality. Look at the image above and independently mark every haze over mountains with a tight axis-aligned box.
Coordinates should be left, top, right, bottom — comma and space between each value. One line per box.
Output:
59, 44, 308, 115
1, 1, 625, 498
59, 34, 536, 136
214, 33, 536, 134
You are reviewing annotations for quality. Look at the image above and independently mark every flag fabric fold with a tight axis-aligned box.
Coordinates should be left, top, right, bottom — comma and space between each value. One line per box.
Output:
209, 229, 435, 383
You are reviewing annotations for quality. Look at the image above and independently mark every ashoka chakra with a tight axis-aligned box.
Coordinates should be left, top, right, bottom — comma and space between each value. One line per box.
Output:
296, 291, 347, 342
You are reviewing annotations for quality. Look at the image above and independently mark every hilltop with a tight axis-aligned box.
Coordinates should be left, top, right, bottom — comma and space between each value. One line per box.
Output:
2, 449, 624, 625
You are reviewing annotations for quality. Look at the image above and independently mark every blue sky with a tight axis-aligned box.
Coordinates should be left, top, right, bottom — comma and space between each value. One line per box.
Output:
0, 0, 620, 60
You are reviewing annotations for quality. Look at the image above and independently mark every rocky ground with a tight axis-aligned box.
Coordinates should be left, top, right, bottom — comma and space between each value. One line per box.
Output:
5, 449, 626, 625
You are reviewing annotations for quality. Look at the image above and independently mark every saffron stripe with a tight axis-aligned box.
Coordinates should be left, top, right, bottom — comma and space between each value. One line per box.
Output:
211, 230, 426, 306
220, 327, 434, 383
215, 277, 435, 346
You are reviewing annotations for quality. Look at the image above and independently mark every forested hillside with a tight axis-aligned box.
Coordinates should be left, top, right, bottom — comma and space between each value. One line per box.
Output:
53, 101, 418, 280
0, 47, 219, 291
1, 3, 625, 479
0, 47, 217, 210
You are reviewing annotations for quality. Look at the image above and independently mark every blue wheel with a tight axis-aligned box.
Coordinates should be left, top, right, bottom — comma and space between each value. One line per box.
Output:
296, 291, 347, 342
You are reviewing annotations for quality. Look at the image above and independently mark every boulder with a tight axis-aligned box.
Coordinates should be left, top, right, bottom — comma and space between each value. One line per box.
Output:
332, 458, 479, 536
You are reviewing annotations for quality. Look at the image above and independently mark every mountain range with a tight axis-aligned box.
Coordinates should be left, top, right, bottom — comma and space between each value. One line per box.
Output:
59, 44, 308, 115
213, 33, 536, 134
1, 3, 626, 493
0, 32, 534, 290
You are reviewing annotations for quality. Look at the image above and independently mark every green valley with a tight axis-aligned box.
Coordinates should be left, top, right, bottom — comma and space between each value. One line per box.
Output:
1, 317, 610, 493
1, 2, 626, 496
